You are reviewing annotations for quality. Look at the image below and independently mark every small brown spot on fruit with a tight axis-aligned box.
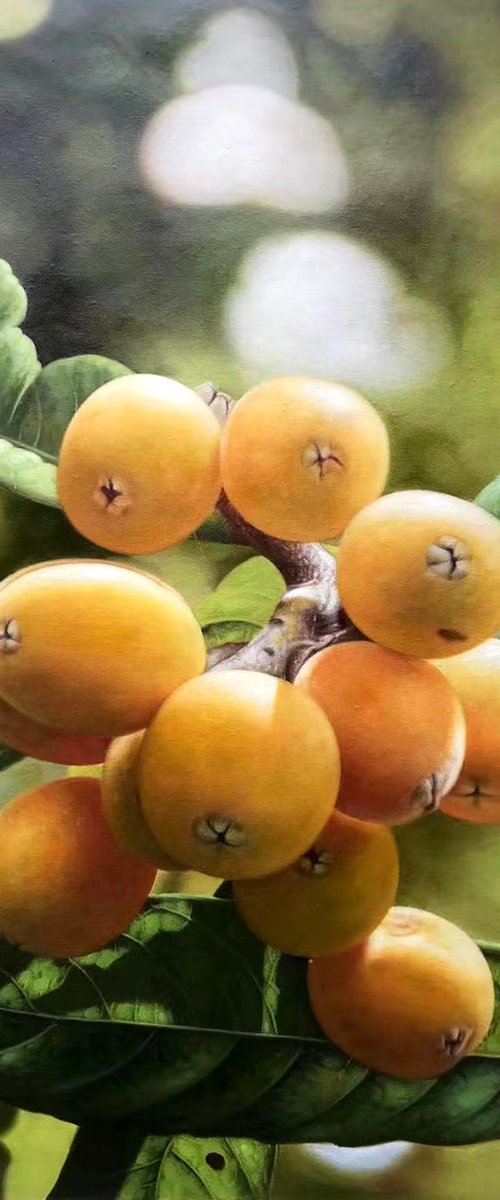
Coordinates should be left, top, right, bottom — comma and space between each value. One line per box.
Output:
0, 618, 21, 654
438, 628, 467, 642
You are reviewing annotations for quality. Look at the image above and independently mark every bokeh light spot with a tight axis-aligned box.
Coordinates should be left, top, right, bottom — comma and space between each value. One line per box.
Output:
139, 86, 348, 214
445, 95, 500, 203
175, 7, 298, 99
0, 0, 53, 41
312, 0, 399, 45
302, 1140, 415, 1176
225, 231, 453, 390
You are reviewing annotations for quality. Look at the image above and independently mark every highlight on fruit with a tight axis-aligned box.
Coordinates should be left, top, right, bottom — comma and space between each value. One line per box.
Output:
0, 558, 206, 736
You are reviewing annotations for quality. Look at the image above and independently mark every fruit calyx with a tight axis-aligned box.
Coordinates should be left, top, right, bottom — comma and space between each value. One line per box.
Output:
0, 618, 21, 654
441, 1026, 471, 1058
426, 537, 470, 580
94, 476, 130, 513
193, 815, 248, 848
298, 847, 332, 876
195, 381, 234, 425
411, 772, 440, 815
302, 442, 344, 479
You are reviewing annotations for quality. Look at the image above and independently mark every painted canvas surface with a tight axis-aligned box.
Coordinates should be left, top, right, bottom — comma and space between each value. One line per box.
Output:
0, 1, 500, 1197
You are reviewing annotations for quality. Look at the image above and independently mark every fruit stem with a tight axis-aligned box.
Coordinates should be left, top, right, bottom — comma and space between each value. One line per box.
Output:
217, 489, 360, 681
196, 380, 363, 680
217, 488, 335, 590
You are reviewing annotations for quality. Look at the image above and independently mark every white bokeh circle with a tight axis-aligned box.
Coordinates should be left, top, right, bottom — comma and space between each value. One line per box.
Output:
0, 0, 53, 41
139, 86, 349, 214
225, 231, 453, 390
175, 7, 299, 99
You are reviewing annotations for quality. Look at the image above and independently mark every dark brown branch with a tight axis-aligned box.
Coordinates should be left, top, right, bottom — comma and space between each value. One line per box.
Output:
206, 641, 248, 669
214, 492, 363, 681
216, 490, 335, 591
196, 383, 364, 681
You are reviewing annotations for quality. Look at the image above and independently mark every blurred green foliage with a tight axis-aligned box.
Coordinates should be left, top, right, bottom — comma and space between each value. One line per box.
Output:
0, 0, 497, 501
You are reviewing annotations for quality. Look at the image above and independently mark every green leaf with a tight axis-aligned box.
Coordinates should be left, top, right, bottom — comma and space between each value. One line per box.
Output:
475, 476, 500, 520
0, 895, 320, 1038
194, 557, 284, 629
214, 882, 234, 899
48, 1127, 276, 1200
395, 811, 500, 945
0, 262, 27, 332
4, 354, 131, 461
204, 622, 259, 650
126, 543, 255, 610
0, 895, 499, 1146
0, 328, 40, 422
193, 511, 236, 544
193, 547, 337, 630
0, 760, 66, 811
0, 745, 24, 775
0, 353, 130, 508
0, 485, 116, 581
1, 1108, 75, 1200
0, 440, 59, 507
